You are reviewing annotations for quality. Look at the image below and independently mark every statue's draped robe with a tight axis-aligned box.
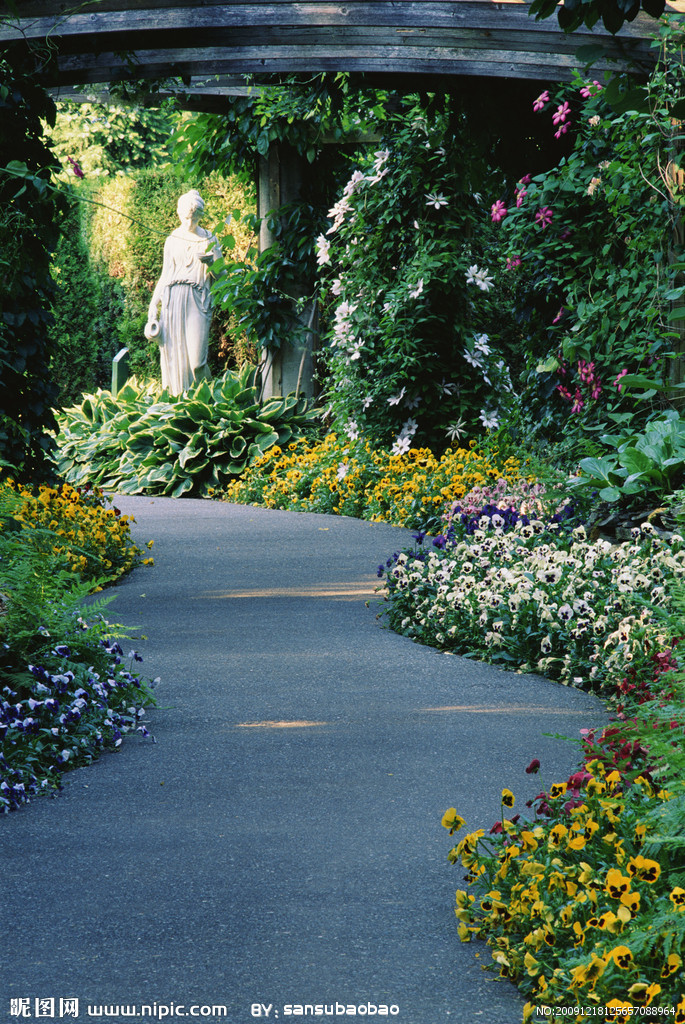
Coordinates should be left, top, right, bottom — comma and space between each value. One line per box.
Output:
156, 229, 219, 395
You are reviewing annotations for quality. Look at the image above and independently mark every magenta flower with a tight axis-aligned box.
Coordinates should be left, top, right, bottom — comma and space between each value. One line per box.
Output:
580, 80, 603, 99
613, 368, 629, 392
505, 255, 522, 271
491, 199, 508, 223
519, 173, 532, 186
535, 206, 553, 229
554, 122, 570, 140
571, 388, 585, 414
556, 384, 572, 402
533, 91, 550, 112
552, 307, 565, 324
67, 156, 84, 179
578, 359, 596, 383
553, 101, 571, 125
525, 759, 541, 775
516, 188, 527, 208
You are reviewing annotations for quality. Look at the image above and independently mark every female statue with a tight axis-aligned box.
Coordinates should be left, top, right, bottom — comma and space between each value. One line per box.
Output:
145, 189, 221, 396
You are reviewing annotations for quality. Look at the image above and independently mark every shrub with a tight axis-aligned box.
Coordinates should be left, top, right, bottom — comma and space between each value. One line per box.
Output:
0, 55, 66, 478
315, 99, 517, 450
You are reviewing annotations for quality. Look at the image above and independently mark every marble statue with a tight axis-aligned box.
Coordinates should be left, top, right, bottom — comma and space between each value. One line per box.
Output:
145, 189, 221, 396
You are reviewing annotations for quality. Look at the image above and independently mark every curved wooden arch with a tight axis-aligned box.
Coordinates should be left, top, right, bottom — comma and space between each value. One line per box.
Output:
1, 0, 678, 90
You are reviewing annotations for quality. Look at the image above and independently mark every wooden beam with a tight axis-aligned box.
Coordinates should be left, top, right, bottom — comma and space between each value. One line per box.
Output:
1, 1, 660, 42
0, 0, 667, 86
44, 48, 641, 86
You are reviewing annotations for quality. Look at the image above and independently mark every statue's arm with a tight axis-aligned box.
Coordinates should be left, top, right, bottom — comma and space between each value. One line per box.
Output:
198, 232, 222, 276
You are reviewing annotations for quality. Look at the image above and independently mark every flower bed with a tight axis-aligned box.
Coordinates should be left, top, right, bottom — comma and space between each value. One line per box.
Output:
1, 628, 156, 813
1, 478, 155, 811
3, 478, 147, 584
442, 653, 685, 1020
375, 480, 685, 1016
380, 508, 684, 693
221, 434, 528, 530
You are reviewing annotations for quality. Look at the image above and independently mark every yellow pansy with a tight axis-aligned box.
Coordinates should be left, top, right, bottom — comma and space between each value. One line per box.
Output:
605, 868, 632, 900
628, 982, 661, 1006
607, 944, 634, 969
441, 808, 466, 834
626, 855, 661, 884
669, 886, 685, 911
661, 953, 682, 978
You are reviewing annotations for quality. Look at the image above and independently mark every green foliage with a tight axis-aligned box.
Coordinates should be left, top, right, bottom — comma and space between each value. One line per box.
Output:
210, 201, 319, 356
46, 98, 175, 179
172, 74, 388, 180
53, 364, 320, 498
570, 410, 685, 511
47, 199, 127, 405
494, 56, 682, 444
529, 0, 665, 34
316, 97, 513, 450
0, 55, 67, 478
173, 76, 391, 366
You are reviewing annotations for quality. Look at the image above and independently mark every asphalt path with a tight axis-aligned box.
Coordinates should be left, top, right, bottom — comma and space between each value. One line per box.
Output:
3, 497, 608, 1024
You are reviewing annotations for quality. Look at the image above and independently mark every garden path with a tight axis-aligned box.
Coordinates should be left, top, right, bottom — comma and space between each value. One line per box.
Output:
3, 498, 608, 1024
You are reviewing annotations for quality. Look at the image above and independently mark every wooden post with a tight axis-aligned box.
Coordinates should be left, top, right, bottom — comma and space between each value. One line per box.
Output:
666, 156, 685, 411
257, 141, 316, 401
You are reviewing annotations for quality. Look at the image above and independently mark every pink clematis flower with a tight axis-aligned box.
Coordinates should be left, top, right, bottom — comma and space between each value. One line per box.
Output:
533, 91, 550, 112
554, 122, 570, 140
516, 188, 527, 208
505, 255, 522, 271
519, 174, 532, 186
491, 199, 508, 223
613, 368, 629, 392
552, 307, 565, 324
535, 206, 553, 229
553, 101, 571, 125
580, 80, 603, 99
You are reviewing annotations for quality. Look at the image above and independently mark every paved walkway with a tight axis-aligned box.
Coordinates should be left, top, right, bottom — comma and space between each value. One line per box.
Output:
3, 498, 607, 1024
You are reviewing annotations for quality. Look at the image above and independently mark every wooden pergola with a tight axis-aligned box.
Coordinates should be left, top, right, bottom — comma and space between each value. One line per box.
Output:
2, 0, 679, 92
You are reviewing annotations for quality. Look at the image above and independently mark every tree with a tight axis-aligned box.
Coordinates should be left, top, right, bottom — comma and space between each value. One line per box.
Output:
0, 51, 67, 477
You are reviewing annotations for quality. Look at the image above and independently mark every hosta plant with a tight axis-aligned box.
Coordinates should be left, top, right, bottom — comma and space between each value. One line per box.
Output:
53, 363, 319, 497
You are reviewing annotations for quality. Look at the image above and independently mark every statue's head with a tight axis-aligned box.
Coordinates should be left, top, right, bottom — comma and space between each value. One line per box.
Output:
177, 189, 205, 222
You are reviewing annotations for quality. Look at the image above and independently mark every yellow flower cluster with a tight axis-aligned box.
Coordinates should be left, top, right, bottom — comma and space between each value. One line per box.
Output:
1, 479, 145, 583
222, 434, 525, 528
443, 766, 684, 1019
